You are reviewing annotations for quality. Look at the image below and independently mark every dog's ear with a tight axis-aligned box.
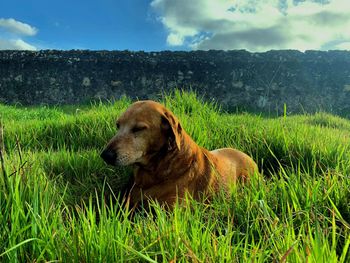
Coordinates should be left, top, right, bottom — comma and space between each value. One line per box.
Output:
161, 110, 182, 151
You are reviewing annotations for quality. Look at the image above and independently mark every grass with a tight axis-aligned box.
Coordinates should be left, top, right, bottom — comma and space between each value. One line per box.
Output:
0, 90, 349, 262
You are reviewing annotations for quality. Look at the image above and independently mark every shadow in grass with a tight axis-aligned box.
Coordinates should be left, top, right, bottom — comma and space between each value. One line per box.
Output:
306, 112, 350, 130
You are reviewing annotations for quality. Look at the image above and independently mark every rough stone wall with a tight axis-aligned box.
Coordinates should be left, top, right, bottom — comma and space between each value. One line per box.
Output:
1, 49, 350, 115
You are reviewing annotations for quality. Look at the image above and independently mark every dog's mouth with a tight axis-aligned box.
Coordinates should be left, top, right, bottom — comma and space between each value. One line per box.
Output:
115, 155, 131, 166
101, 149, 140, 166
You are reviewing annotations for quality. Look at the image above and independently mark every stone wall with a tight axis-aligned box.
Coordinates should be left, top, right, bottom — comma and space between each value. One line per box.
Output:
1, 49, 350, 115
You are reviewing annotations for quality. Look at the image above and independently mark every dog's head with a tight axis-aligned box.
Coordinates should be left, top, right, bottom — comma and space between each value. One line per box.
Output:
101, 100, 182, 166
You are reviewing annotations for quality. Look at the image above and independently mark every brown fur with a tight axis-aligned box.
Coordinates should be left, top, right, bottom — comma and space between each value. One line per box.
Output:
101, 100, 258, 208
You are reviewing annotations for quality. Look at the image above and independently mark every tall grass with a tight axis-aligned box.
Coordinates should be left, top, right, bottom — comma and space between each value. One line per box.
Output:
0, 90, 349, 262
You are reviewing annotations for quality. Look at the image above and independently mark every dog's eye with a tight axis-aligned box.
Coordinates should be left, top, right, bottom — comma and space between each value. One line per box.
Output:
116, 122, 120, 129
131, 126, 146, 133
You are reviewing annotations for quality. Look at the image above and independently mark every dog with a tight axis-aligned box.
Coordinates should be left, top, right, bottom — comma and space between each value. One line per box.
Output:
101, 100, 258, 208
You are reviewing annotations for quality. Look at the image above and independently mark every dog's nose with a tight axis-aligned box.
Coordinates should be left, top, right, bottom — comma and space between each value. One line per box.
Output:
100, 148, 117, 166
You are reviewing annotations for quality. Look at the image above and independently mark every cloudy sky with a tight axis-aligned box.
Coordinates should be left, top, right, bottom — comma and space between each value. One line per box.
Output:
1, 0, 350, 51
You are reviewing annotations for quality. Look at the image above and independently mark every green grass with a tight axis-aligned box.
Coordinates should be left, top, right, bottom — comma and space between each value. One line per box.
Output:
0, 90, 349, 262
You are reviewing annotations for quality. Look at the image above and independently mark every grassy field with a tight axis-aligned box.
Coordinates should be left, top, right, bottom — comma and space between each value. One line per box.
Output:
0, 91, 349, 262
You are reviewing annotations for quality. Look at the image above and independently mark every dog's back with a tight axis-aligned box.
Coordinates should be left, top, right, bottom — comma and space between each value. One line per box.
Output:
210, 148, 258, 184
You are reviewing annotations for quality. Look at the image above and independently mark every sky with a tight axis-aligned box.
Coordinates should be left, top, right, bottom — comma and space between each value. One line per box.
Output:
1, 0, 350, 52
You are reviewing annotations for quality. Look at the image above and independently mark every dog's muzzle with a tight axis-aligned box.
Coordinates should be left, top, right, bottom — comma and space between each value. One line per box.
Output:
100, 148, 117, 166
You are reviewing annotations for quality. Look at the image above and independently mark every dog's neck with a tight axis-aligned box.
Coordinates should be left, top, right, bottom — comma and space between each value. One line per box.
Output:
133, 131, 201, 189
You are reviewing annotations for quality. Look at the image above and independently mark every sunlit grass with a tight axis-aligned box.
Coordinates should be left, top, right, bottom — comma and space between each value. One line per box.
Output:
0, 90, 349, 262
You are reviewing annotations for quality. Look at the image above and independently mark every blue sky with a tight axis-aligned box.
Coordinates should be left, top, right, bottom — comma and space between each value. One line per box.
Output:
0, 0, 169, 51
1, 0, 350, 51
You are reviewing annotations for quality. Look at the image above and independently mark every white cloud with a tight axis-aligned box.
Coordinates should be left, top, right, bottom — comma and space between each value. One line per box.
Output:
0, 18, 37, 36
0, 18, 38, 50
0, 38, 37, 50
151, 0, 350, 51
335, 42, 350, 50
167, 32, 185, 45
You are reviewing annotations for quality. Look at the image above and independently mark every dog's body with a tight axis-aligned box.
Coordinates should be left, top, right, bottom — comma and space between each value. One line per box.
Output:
101, 101, 258, 208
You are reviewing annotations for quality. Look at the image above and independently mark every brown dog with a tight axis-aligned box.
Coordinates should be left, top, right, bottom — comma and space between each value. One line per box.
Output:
101, 100, 258, 208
